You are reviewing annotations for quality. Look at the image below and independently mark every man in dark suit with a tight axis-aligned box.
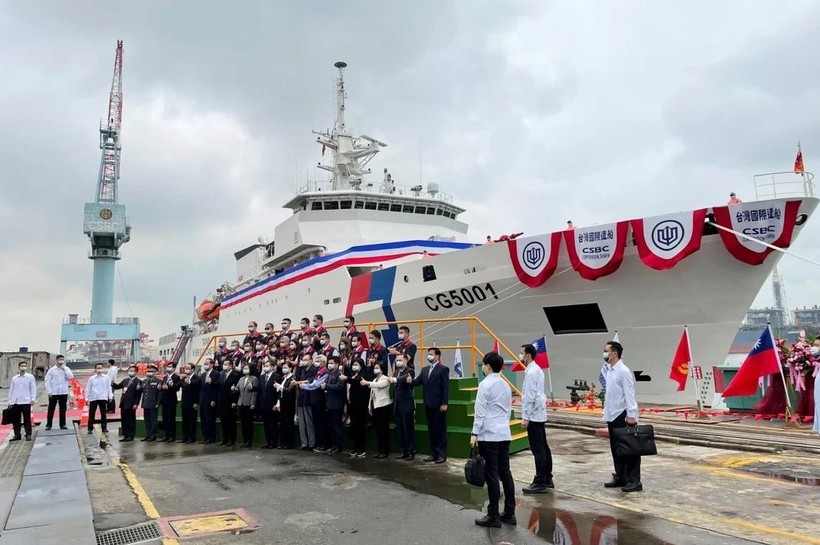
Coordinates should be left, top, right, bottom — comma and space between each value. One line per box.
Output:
258, 360, 281, 449
367, 330, 389, 374
198, 358, 220, 444
113, 365, 142, 442
218, 359, 241, 446
390, 353, 416, 460
409, 347, 449, 463
179, 363, 201, 443
323, 356, 347, 455
160, 362, 182, 442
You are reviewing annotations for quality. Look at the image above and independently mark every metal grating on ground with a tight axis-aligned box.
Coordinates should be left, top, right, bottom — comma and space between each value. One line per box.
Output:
95, 521, 163, 545
0, 439, 33, 478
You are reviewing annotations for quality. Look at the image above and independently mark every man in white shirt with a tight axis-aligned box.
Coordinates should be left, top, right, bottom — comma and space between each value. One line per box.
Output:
106, 359, 119, 414
470, 352, 516, 528
520, 343, 554, 494
85, 362, 113, 434
602, 341, 642, 492
45, 355, 74, 430
7, 362, 37, 441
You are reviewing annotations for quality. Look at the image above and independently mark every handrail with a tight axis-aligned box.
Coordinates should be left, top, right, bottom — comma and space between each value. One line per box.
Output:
189, 317, 524, 397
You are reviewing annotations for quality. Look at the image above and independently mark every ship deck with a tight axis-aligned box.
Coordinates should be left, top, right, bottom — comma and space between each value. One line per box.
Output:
1, 381, 818, 544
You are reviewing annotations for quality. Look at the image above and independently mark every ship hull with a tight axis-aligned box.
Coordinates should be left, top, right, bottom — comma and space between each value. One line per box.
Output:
180, 198, 817, 404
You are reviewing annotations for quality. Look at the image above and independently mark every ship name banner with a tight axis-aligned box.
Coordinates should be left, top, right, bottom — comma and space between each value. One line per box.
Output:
507, 233, 562, 288
712, 198, 802, 265
563, 221, 629, 280
631, 209, 707, 270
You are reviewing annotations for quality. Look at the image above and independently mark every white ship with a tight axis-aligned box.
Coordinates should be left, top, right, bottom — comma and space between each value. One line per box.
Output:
163, 61, 818, 404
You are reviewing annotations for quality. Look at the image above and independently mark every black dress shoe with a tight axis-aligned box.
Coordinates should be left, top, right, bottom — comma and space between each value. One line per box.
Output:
140, 437, 149, 442
604, 479, 626, 488
522, 484, 550, 494
434, 458, 446, 464
621, 482, 643, 493
25, 435, 31, 441
405, 454, 415, 461
394, 453, 408, 459
119, 437, 129, 442
9, 436, 21, 442
500, 513, 517, 525
226, 441, 235, 446
60, 426, 68, 430
218, 441, 228, 446
146, 437, 156, 442
474, 515, 502, 528
423, 456, 437, 463
45, 426, 52, 431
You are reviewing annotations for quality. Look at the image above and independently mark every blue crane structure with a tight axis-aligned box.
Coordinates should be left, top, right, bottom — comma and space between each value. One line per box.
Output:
61, 41, 141, 366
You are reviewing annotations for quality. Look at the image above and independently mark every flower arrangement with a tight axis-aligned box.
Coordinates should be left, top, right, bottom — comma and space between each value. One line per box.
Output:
777, 339, 819, 392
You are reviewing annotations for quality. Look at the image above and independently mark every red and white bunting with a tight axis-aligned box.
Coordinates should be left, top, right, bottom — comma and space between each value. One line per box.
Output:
563, 221, 629, 280
631, 209, 707, 270
507, 232, 561, 288
712, 199, 802, 265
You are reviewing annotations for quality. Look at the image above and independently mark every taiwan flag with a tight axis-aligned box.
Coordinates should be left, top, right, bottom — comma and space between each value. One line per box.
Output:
512, 336, 549, 371
669, 328, 691, 392
722, 326, 781, 397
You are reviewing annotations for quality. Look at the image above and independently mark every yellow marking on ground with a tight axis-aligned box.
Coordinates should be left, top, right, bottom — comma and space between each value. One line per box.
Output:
691, 465, 804, 485
721, 518, 820, 544
169, 513, 250, 537
713, 454, 771, 468
768, 498, 820, 512
116, 460, 179, 545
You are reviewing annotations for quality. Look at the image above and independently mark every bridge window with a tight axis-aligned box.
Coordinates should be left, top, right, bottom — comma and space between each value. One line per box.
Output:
325, 201, 339, 210
354, 201, 364, 209
402, 205, 414, 213
311, 201, 322, 210
365, 201, 377, 210
377, 203, 389, 211
543, 303, 608, 335
426, 207, 436, 215
340, 200, 352, 209
414, 206, 426, 214
436, 209, 443, 216
390, 204, 402, 212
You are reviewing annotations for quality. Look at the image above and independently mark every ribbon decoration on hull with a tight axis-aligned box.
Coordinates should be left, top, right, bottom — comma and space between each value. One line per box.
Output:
712, 199, 802, 265
507, 232, 562, 287
563, 221, 630, 281
631, 209, 708, 270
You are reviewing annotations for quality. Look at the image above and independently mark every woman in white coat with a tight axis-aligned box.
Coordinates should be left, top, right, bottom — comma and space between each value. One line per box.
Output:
361, 365, 391, 458
812, 340, 820, 434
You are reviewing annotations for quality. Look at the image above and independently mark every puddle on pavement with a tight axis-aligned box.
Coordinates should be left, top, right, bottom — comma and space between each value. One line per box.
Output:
753, 471, 820, 486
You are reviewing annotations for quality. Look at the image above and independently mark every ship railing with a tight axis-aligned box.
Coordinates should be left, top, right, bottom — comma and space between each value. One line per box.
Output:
297, 180, 455, 204
753, 171, 815, 200
192, 316, 522, 397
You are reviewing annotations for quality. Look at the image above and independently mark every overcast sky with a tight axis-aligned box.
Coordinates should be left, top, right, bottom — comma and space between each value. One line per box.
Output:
2, 1, 819, 354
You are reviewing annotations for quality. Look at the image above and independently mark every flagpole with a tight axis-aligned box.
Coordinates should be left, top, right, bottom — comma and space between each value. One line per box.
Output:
768, 324, 792, 413
685, 325, 703, 414
545, 333, 555, 403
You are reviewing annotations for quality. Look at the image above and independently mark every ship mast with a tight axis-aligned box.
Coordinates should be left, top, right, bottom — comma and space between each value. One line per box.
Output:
313, 61, 386, 191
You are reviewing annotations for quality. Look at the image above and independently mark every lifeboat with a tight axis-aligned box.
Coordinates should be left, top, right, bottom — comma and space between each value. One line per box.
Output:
196, 299, 221, 321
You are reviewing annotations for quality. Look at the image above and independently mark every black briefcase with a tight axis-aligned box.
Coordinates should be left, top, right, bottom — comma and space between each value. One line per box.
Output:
464, 448, 486, 487
612, 424, 657, 457
1, 407, 15, 426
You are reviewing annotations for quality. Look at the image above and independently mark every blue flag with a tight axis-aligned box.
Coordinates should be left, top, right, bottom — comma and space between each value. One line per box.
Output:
453, 341, 464, 378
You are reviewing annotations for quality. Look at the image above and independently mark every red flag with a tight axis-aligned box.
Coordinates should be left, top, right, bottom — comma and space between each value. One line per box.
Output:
491, 339, 499, 354
794, 147, 804, 173
669, 328, 691, 392
722, 326, 781, 397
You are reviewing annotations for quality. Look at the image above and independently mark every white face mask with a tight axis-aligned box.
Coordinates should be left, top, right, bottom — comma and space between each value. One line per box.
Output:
263, 366, 271, 373
204, 365, 211, 371
147, 371, 155, 377
256, 344, 263, 350
128, 371, 135, 377
351, 340, 358, 346
396, 360, 404, 368
327, 363, 336, 371
427, 355, 435, 363
603, 352, 610, 362
519, 354, 525, 362
343, 321, 350, 327
281, 323, 289, 330
248, 326, 255, 332
225, 367, 233, 374
369, 338, 376, 345
19, 367, 27, 373
399, 333, 406, 340
301, 340, 309, 346
264, 328, 272, 333
166, 367, 174, 373
320, 339, 327, 346
282, 367, 290, 374
339, 344, 346, 350
218, 342, 226, 348
243, 368, 250, 375
57, 360, 64, 366
373, 368, 382, 375
300, 360, 308, 367
352, 365, 361, 372
812, 347, 820, 357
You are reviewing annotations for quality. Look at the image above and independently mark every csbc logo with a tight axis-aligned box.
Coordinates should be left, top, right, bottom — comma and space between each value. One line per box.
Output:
652, 220, 684, 251
521, 241, 545, 270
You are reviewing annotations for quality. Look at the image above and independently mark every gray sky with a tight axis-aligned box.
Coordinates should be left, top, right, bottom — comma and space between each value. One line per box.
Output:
2, 1, 819, 353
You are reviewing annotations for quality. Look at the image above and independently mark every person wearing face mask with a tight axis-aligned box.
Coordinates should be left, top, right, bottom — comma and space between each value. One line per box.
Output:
44, 355, 74, 430
243, 321, 264, 348
86, 362, 114, 435
319, 331, 338, 359
813, 339, 820, 435
299, 317, 315, 338
322, 356, 348, 455
7, 362, 36, 441
263, 322, 276, 343
259, 360, 281, 449
180, 363, 201, 444
280, 318, 294, 340
299, 335, 316, 360
409, 347, 449, 463
389, 353, 416, 460
215, 337, 230, 367
230, 340, 245, 362
389, 325, 417, 370
198, 358, 221, 444
140, 364, 163, 442
113, 365, 142, 442
218, 360, 241, 446
341, 315, 358, 340
350, 334, 365, 362
347, 357, 369, 457
368, 330, 389, 374
520, 344, 553, 494
312, 314, 326, 343
601, 341, 642, 492
302, 355, 331, 452
295, 355, 317, 450
237, 365, 259, 448
277, 363, 296, 448
160, 362, 182, 442
361, 360, 391, 458
106, 359, 119, 414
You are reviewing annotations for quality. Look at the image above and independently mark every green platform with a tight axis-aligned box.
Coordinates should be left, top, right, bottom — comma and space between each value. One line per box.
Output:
133, 377, 529, 458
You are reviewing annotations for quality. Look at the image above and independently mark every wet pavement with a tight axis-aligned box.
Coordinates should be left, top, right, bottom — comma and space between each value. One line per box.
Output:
83, 425, 820, 545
